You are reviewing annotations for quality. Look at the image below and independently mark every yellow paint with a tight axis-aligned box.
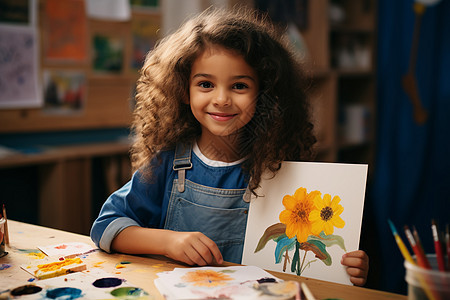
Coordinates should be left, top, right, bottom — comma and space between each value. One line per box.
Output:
93, 261, 106, 268
36, 258, 82, 274
26, 252, 46, 259
115, 264, 126, 269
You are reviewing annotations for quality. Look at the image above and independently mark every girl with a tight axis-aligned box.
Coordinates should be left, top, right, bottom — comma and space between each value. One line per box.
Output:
91, 7, 369, 286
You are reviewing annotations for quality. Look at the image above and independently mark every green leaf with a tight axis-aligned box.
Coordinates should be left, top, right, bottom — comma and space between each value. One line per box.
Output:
299, 240, 332, 266
254, 223, 287, 253
308, 231, 347, 252
274, 235, 296, 264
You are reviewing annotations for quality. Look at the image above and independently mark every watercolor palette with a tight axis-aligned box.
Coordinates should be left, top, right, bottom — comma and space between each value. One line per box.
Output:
154, 265, 298, 299
7, 269, 151, 299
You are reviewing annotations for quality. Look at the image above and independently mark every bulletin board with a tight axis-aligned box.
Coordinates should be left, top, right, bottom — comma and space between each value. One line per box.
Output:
0, 0, 161, 133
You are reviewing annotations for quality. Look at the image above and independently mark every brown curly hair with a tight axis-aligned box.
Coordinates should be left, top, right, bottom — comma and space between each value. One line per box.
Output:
131, 7, 316, 195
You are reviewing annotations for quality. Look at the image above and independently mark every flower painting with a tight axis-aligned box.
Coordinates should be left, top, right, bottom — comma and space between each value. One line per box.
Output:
242, 161, 368, 285
255, 187, 347, 276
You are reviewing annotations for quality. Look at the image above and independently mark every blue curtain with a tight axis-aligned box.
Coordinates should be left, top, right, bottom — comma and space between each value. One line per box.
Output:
372, 0, 450, 294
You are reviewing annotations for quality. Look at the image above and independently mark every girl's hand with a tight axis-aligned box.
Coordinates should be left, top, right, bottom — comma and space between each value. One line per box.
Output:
165, 231, 223, 266
341, 250, 369, 286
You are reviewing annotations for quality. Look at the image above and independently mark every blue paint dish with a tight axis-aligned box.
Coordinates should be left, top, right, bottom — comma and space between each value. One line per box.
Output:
93, 277, 124, 288
46, 287, 82, 299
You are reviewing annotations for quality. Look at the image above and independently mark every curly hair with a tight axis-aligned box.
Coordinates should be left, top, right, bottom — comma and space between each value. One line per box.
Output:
131, 7, 316, 194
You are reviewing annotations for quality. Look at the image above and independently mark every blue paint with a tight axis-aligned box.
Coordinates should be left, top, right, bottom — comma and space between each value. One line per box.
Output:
27, 278, 36, 282
92, 277, 123, 288
46, 287, 82, 299
0, 263, 11, 270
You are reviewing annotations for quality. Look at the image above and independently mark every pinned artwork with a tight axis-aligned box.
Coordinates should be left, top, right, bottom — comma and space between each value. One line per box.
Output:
242, 161, 367, 285
154, 265, 298, 299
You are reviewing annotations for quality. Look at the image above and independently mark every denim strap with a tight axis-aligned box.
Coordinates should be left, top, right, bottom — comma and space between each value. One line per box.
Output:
173, 142, 193, 193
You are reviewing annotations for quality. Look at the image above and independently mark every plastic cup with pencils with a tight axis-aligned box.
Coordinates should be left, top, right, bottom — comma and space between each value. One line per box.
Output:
389, 220, 450, 300
404, 254, 449, 300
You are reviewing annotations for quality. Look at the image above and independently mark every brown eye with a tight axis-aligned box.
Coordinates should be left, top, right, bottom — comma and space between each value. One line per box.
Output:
199, 81, 213, 89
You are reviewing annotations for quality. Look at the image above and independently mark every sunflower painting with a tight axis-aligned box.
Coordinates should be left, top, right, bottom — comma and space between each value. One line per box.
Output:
254, 187, 347, 276
242, 161, 368, 285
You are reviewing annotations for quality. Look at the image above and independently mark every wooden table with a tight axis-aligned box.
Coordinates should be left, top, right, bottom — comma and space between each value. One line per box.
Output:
0, 221, 406, 299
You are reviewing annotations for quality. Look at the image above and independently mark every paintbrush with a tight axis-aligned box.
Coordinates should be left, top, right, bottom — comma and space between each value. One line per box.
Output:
2, 204, 8, 246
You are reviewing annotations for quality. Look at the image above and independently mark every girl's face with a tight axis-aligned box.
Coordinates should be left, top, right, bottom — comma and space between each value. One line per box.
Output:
189, 45, 259, 144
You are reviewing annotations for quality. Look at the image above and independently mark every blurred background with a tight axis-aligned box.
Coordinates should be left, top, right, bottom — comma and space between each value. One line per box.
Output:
0, 0, 448, 295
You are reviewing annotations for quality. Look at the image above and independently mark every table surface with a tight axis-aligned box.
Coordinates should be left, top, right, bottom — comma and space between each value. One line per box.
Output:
0, 220, 406, 300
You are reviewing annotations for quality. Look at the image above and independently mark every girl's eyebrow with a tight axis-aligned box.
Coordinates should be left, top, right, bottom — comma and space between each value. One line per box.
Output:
191, 73, 256, 82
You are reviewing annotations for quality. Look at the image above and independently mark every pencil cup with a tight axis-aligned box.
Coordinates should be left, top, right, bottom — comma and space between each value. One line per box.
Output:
404, 254, 450, 300
0, 217, 6, 257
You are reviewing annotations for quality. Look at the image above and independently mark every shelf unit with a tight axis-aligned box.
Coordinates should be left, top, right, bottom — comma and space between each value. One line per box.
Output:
299, 0, 377, 165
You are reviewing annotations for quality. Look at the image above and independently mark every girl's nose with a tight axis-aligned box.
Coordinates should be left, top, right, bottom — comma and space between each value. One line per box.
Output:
213, 88, 231, 106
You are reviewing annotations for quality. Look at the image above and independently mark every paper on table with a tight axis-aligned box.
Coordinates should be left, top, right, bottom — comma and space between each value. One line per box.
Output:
38, 242, 97, 258
154, 265, 297, 300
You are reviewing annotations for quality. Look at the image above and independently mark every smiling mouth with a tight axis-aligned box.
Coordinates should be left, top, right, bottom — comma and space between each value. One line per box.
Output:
208, 112, 237, 121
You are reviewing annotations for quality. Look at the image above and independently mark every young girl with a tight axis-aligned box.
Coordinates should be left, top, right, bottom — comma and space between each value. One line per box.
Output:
91, 8, 369, 286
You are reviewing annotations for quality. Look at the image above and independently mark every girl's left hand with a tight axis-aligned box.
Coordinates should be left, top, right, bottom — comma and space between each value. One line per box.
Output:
341, 250, 369, 286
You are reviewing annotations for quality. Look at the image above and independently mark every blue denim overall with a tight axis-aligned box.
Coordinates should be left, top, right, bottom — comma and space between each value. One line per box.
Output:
163, 142, 250, 263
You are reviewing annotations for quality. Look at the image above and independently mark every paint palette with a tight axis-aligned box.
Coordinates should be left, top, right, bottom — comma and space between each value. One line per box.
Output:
7, 269, 151, 299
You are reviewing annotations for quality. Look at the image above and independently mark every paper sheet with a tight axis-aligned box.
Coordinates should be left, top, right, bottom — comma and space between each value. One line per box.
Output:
242, 161, 367, 285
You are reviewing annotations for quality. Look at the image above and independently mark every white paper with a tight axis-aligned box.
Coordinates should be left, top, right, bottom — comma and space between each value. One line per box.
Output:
0, 25, 41, 109
38, 242, 97, 258
154, 266, 286, 299
86, 0, 131, 21
242, 161, 368, 285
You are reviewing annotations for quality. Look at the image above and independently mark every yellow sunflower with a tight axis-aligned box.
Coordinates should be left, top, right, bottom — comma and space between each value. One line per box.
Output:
279, 188, 320, 243
309, 193, 345, 235
181, 270, 232, 287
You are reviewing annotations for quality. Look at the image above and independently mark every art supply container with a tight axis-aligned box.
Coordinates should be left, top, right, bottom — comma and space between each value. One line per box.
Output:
404, 254, 450, 300
0, 217, 6, 257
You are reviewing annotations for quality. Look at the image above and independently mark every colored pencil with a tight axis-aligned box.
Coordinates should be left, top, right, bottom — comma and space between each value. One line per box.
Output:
388, 220, 437, 300
388, 220, 415, 264
446, 224, 449, 271
431, 220, 445, 272
404, 225, 430, 269
2, 204, 8, 246
412, 226, 431, 269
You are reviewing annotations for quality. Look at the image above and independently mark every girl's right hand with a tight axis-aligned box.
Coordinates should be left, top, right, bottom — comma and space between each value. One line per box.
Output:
164, 231, 223, 266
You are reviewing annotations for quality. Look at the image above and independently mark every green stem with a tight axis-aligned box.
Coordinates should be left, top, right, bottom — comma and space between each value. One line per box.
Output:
299, 243, 307, 276
296, 241, 301, 276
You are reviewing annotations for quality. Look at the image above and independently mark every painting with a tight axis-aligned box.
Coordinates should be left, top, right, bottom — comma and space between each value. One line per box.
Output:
0, 0, 37, 25
154, 266, 298, 299
131, 13, 161, 70
0, 25, 40, 109
242, 161, 367, 285
92, 34, 125, 74
43, 0, 88, 63
42, 69, 85, 114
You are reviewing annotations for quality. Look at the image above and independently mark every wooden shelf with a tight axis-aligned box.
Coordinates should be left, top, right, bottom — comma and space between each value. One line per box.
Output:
0, 141, 132, 235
